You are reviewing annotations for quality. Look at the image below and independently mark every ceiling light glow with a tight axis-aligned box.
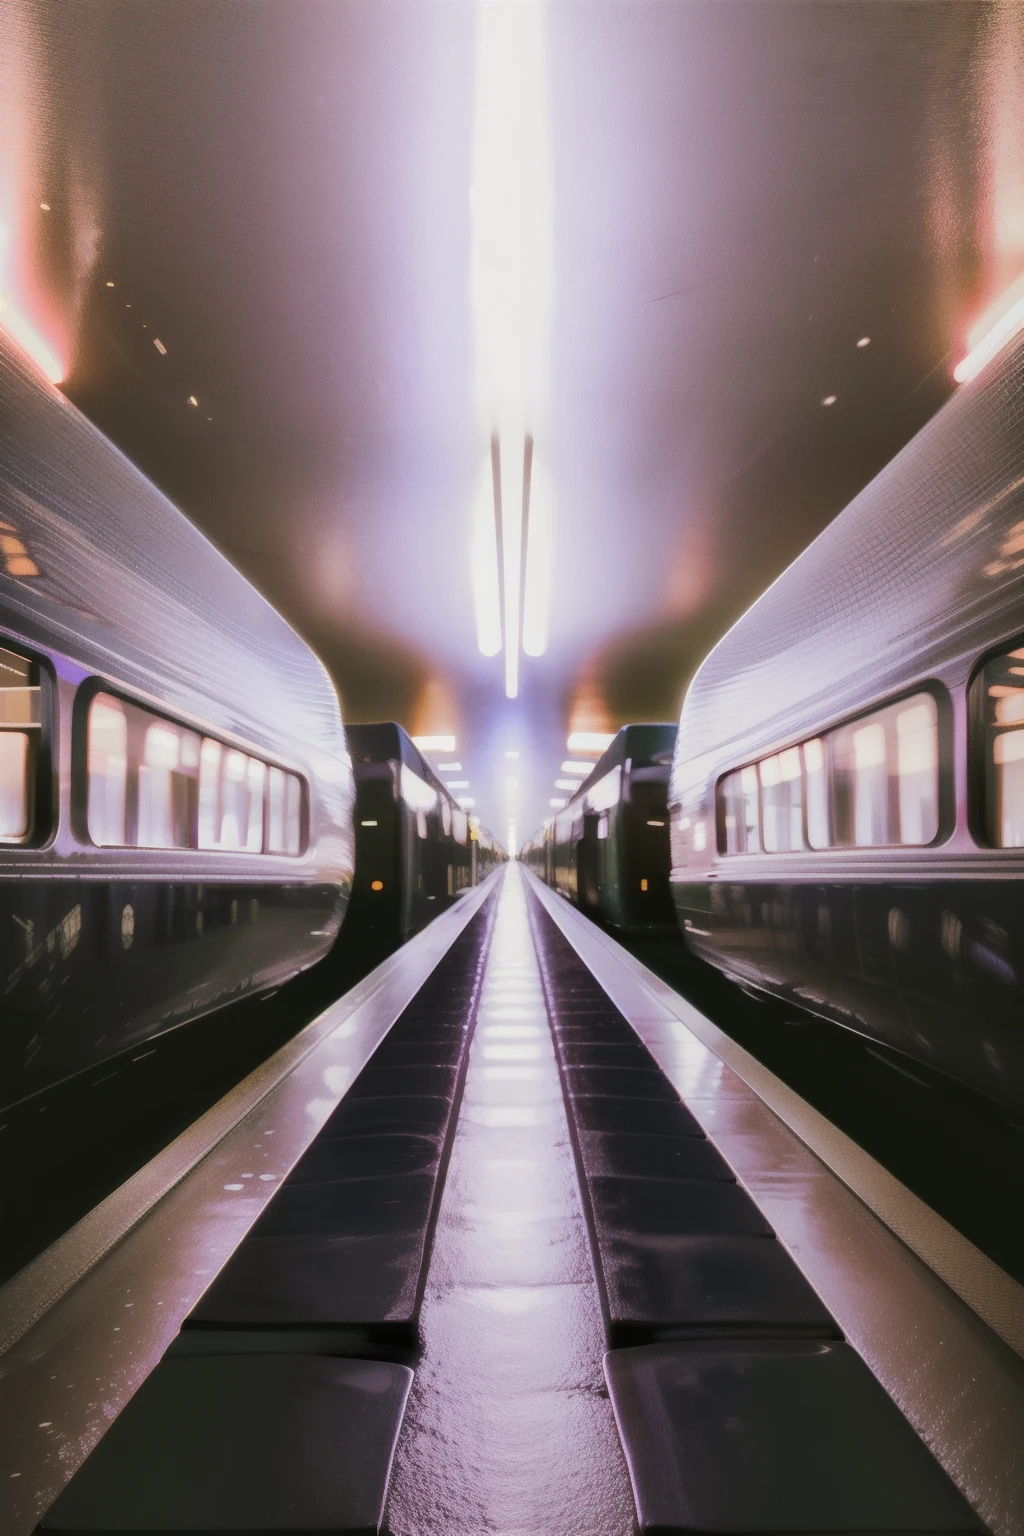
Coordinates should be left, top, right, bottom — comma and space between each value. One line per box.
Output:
438, 761, 461, 771
549, 797, 566, 808
561, 760, 592, 775
412, 735, 457, 753
554, 778, 579, 791
856, 336, 870, 348
446, 779, 470, 789
821, 394, 837, 406
567, 732, 615, 754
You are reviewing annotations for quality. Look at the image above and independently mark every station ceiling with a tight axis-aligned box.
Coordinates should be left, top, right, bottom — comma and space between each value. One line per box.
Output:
2, 0, 1021, 839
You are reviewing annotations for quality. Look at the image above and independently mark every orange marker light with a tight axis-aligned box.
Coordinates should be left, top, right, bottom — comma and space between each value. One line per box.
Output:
640, 879, 648, 892
371, 880, 384, 892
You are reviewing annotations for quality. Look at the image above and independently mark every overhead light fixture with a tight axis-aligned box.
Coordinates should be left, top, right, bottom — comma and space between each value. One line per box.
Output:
412, 735, 456, 753
505, 750, 520, 759
856, 336, 871, 348
445, 779, 470, 789
438, 761, 462, 771
821, 394, 837, 406
954, 283, 1024, 384
470, 0, 552, 697
561, 760, 592, 775
549, 797, 566, 808
567, 731, 615, 754
458, 796, 476, 809
506, 776, 519, 795
554, 778, 579, 791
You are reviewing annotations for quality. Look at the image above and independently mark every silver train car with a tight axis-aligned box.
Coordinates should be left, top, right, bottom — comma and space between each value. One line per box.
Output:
0, 335, 355, 1113
669, 328, 1024, 1117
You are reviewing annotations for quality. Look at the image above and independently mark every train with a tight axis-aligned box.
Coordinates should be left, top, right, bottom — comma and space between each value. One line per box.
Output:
344, 721, 503, 949
668, 328, 1024, 1117
0, 332, 356, 1115
0, 333, 503, 1118
520, 724, 677, 935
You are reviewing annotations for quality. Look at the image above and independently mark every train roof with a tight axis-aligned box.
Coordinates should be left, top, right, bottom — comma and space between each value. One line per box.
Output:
675, 333, 1024, 784
0, 339, 345, 769
566, 723, 677, 809
346, 721, 447, 792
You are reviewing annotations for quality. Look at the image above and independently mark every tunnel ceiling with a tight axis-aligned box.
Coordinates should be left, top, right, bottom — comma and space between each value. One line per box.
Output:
2, 0, 1021, 840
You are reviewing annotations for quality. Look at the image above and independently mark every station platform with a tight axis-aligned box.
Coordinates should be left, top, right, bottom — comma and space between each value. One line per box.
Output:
2, 865, 1023, 1535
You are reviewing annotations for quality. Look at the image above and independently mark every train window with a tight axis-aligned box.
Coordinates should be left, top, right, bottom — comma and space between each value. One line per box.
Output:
896, 701, 939, 844
87, 691, 304, 854
804, 738, 829, 847
760, 746, 802, 852
87, 695, 129, 846
137, 719, 201, 848
266, 765, 302, 855
0, 732, 31, 839
830, 692, 938, 847
588, 766, 621, 812
718, 765, 759, 853
0, 645, 40, 843
0, 668, 37, 839
400, 763, 437, 813
198, 741, 266, 851
718, 691, 939, 857
977, 646, 1024, 845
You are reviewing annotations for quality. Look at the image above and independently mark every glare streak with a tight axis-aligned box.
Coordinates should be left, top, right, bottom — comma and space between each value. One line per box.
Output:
954, 291, 1024, 383
472, 452, 502, 656
523, 451, 552, 656
0, 293, 63, 383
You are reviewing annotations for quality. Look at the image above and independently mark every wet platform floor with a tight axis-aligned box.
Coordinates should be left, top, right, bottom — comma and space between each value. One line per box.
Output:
388, 864, 635, 1535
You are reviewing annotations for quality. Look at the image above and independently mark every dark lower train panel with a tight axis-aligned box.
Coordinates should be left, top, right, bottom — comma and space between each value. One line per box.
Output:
0, 879, 345, 1112
674, 876, 1024, 1116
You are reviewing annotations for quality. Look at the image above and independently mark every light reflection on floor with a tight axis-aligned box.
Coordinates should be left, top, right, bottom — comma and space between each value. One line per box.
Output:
388, 865, 634, 1536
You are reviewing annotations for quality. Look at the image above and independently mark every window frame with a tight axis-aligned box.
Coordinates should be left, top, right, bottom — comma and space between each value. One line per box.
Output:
73, 677, 308, 857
